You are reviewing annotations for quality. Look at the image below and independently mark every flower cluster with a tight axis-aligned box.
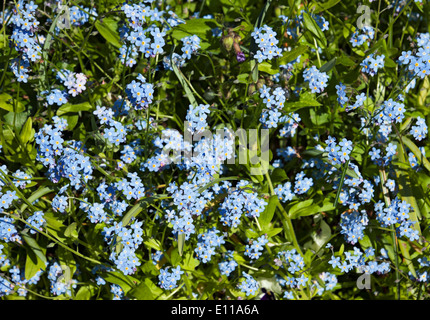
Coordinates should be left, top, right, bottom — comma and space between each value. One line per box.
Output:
219, 250, 238, 277
1, 216, 20, 245
35, 116, 93, 190
275, 181, 294, 203
11, 170, 32, 189
180, 35, 201, 61
251, 25, 282, 63
9, 1, 42, 82
244, 235, 268, 260
103, 220, 144, 275
56, 69, 87, 97
369, 142, 397, 166
313, 272, 338, 296
314, 15, 330, 31
163, 181, 212, 240
152, 250, 163, 265
219, 189, 267, 227
44, 89, 68, 106
275, 249, 322, 298
375, 198, 419, 241
360, 54, 385, 76
336, 83, 349, 107
350, 26, 375, 47
413, 257, 430, 283
26, 211, 46, 234
115, 172, 146, 201
410, 116, 428, 141
158, 266, 184, 290
279, 113, 301, 137
258, 85, 298, 130
119, 3, 167, 66
293, 171, 314, 195
47, 262, 77, 296
68, 6, 96, 27
8, 265, 44, 297
125, 74, 155, 110
303, 66, 329, 93
325, 136, 353, 165
398, 33, 430, 79
277, 249, 305, 274
143, 129, 183, 172
0, 244, 10, 267
329, 247, 390, 275
194, 228, 225, 263
238, 272, 259, 296
94, 105, 127, 146
339, 210, 368, 244
337, 175, 374, 210
185, 104, 211, 134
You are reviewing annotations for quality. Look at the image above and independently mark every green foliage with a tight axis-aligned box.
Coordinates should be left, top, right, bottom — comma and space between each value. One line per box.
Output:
1, 0, 430, 301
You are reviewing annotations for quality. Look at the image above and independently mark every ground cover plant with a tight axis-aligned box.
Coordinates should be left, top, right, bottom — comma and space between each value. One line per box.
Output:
1, 0, 430, 300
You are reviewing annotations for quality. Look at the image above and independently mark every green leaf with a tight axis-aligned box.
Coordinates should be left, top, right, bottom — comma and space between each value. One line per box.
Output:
171, 19, 219, 45
289, 198, 335, 219
337, 55, 356, 67
250, 59, 259, 83
338, 243, 345, 256
402, 136, 430, 173
75, 285, 96, 300
57, 246, 76, 285
399, 239, 417, 278
181, 252, 200, 271
256, 276, 283, 295
384, 57, 397, 68
105, 271, 138, 294
44, 215, 67, 242
258, 195, 277, 230
57, 102, 93, 116
144, 238, 162, 251
62, 115, 79, 131
286, 91, 322, 110
0, 34, 8, 49
24, 246, 46, 281
237, 73, 250, 83
171, 57, 198, 107
320, 58, 337, 73
20, 117, 33, 144
395, 141, 422, 234
233, 251, 246, 264
95, 18, 121, 48
20, 187, 54, 213
310, 0, 341, 13
177, 233, 186, 256
22, 233, 47, 280
197, 176, 240, 193
121, 201, 145, 226
278, 45, 308, 65
258, 61, 279, 75
0, 93, 25, 113
271, 168, 288, 184
128, 281, 153, 300
170, 247, 182, 265
306, 217, 332, 252
302, 12, 326, 47
64, 222, 78, 239
265, 228, 283, 238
